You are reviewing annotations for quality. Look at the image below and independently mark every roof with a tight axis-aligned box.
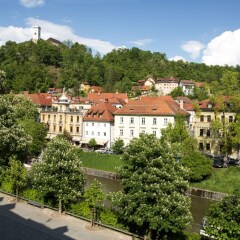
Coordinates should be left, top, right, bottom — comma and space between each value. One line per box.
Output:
84, 102, 117, 122
114, 96, 189, 116
195, 82, 206, 88
23, 93, 52, 107
131, 85, 150, 91
156, 77, 179, 83
176, 96, 195, 111
199, 96, 231, 110
89, 86, 104, 93
86, 92, 128, 103
47, 38, 64, 46
180, 80, 195, 85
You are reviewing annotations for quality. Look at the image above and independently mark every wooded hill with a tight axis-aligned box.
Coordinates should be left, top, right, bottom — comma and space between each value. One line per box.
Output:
0, 39, 240, 95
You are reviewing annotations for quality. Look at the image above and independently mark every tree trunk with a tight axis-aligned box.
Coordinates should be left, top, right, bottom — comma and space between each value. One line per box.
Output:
58, 198, 62, 213
16, 187, 19, 202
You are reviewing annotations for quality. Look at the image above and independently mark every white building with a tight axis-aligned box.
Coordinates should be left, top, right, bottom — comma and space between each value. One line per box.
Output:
155, 77, 180, 95
114, 96, 189, 145
32, 25, 41, 42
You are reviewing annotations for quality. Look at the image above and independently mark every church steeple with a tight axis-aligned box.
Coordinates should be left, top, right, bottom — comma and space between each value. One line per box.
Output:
32, 25, 41, 42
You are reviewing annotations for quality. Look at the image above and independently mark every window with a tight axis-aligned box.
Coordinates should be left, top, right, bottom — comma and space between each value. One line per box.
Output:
70, 116, 73, 122
130, 129, 134, 136
86, 122, 88, 126
130, 117, 134, 124
70, 126, 73, 133
206, 143, 211, 151
120, 129, 123, 136
76, 127, 79, 133
104, 123, 106, 127
221, 116, 225, 123
59, 126, 62, 132
86, 131, 88, 135
98, 132, 100, 136
92, 123, 94, 126
153, 118, 157, 125
48, 115, 50, 120
92, 131, 94, 136
104, 132, 106, 136
200, 115, 204, 122
53, 125, 56, 131
59, 115, 62, 123
153, 130, 157, 135
141, 118, 145, 124
120, 117, 124, 124
77, 116, 79, 122
54, 115, 56, 122
199, 142, 204, 151
200, 129, 204, 136
207, 115, 211, 122
142, 130, 146, 134
206, 129, 211, 137
229, 116, 233, 123
164, 118, 168, 126
42, 114, 45, 121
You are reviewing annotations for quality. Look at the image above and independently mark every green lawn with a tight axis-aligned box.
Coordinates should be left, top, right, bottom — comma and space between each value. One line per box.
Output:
191, 167, 240, 194
79, 151, 123, 172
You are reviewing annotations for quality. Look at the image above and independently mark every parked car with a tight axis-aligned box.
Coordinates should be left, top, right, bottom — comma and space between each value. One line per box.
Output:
95, 148, 107, 153
227, 158, 240, 166
212, 157, 224, 168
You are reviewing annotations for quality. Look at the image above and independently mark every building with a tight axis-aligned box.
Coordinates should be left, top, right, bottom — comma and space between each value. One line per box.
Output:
32, 25, 41, 42
131, 76, 155, 94
114, 96, 189, 145
155, 77, 179, 95
179, 80, 195, 96
82, 102, 117, 148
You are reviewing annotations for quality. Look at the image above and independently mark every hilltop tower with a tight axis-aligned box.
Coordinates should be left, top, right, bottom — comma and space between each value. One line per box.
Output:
32, 25, 41, 42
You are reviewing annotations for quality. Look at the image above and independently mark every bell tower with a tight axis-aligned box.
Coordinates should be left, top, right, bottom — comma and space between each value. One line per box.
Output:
32, 25, 41, 42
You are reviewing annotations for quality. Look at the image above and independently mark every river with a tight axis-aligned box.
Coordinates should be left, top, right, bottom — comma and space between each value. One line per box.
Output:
85, 175, 214, 233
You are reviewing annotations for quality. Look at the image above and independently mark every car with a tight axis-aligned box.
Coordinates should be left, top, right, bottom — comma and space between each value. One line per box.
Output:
227, 158, 240, 166
212, 157, 224, 168
104, 149, 114, 154
95, 148, 107, 153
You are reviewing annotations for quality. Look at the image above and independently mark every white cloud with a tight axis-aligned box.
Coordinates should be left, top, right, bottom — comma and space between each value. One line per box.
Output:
0, 17, 118, 54
168, 55, 186, 62
128, 39, 155, 46
202, 29, 240, 66
181, 41, 205, 59
20, 0, 45, 8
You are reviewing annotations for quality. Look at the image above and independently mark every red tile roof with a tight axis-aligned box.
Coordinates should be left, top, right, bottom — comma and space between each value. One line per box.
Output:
86, 92, 128, 103
23, 93, 52, 107
89, 86, 104, 93
156, 77, 179, 83
84, 102, 117, 122
114, 96, 189, 116
132, 85, 150, 91
199, 96, 231, 110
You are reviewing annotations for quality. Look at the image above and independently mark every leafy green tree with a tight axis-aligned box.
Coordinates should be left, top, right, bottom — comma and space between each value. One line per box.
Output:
20, 119, 47, 157
112, 138, 124, 154
205, 189, 240, 239
111, 134, 192, 240
31, 137, 85, 213
4, 157, 27, 198
88, 138, 97, 150
84, 179, 105, 227
169, 86, 185, 98
0, 95, 32, 165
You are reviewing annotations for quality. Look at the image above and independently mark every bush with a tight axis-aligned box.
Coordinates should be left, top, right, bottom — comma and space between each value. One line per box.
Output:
181, 151, 212, 182
69, 201, 91, 219
100, 208, 125, 229
21, 189, 43, 203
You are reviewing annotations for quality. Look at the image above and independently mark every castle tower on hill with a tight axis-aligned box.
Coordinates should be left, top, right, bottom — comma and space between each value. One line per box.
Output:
32, 25, 41, 42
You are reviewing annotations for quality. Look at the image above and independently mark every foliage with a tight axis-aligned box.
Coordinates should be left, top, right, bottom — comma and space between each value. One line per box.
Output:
111, 138, 125, 154
31, 137, 85, 212
205, 189, 240, 239
57, 129, 73, 142
20, 119, 47, 157
170, 86, 185, 98
88, 138, 97, 149
0, 94, 32, 165
21, 189, 43, 203
111, 134, 192, 239
4, 157, 27, 197
69, 201, 91, 219
180, 151, 212, 182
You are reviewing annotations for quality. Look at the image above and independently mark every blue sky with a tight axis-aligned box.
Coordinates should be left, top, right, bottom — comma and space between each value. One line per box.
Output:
1, 0, 240, 66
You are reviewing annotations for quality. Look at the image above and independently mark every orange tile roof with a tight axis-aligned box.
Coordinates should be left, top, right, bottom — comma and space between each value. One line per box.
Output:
199, 96, 231, 110
84, 102, 117, 122
23, 93, 52, 107
132, 85, 150, 91
87, 92, 128, 103
114, 96, 189, 116
156, 77, 179, 83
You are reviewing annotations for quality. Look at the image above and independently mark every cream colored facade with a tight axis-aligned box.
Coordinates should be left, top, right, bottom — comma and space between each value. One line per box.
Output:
192, 110, 235, 156
40, 94, 92, 144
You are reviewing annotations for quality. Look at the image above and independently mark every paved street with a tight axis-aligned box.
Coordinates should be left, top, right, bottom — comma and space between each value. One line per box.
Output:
0, 193, 132, 240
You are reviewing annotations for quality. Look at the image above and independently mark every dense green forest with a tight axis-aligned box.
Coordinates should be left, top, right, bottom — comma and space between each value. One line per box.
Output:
0, 39, 240, 95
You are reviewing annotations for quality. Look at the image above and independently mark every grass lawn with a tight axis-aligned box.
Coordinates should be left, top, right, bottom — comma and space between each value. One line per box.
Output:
79, 151, 124, 173
191, 166, 240, 194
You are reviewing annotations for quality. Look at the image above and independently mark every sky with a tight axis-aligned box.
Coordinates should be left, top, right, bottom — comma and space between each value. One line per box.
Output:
1, 0, 240, 66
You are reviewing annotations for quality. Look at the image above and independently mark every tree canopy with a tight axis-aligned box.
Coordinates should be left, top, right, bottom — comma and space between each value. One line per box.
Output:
112, 134, 192, 239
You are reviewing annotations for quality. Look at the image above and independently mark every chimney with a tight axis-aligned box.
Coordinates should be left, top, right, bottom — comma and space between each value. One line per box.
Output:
98, 91, 101, 96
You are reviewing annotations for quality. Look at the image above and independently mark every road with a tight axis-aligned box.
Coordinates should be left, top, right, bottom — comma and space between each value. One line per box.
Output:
0, 192, 132, 240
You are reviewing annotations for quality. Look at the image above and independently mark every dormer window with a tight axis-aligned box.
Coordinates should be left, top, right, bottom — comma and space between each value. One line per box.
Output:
207, 103, 212, 108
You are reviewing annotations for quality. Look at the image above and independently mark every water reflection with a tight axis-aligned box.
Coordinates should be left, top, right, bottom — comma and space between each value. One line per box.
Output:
85, 175, 214, 233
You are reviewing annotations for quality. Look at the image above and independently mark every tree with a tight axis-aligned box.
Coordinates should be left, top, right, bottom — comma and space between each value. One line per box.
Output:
4, 157, 27, 199
84, 179, 105, 227
31, 137, 85, 213
111, 138, 124, 154
0, 94, 32, 165
169, 86, 185, 98
88, 138, 97, 150
205, 189, 240, 239
111, 134, 192, 240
